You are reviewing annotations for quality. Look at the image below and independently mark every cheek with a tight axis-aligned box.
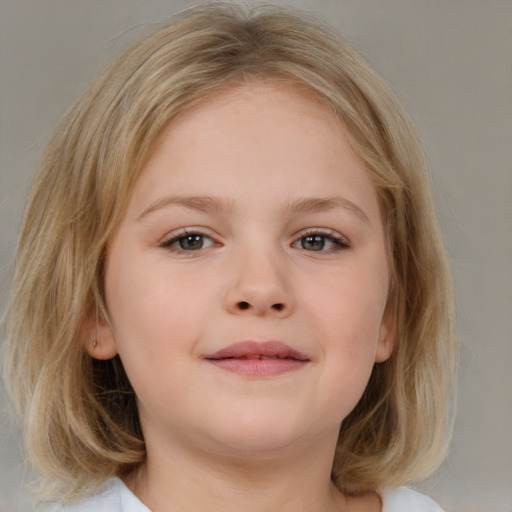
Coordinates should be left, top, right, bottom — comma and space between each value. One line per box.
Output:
103, 253, 214, 387
106, 251, 212, 333
314, 293, 384, 421
306, 260, 389, 405
317, 264, 388, 344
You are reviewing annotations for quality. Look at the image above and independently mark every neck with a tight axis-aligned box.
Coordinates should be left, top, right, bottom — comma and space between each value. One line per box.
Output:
125, 429, 349, 512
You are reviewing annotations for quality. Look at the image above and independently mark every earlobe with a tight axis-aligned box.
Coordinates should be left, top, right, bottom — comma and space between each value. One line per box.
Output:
375, 300, 396, 363
80, 307, 118, 360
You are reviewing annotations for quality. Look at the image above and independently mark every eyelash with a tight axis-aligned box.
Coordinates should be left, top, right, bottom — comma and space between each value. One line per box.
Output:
293, 229, 350, 253
160, 229, 216, 255
160, 229, 351, 254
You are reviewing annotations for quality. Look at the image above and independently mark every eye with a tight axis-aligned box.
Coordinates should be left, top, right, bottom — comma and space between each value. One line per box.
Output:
292, 231, 350, 252
161, 231, 216, 253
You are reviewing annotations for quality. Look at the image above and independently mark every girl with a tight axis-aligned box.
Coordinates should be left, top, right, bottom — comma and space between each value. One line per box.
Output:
3, 3, 458, 511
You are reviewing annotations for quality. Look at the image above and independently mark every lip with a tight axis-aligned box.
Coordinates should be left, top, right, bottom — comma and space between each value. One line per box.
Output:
204, 341, 310, 377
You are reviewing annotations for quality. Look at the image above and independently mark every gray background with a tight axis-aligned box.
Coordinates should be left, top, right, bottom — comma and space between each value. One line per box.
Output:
1, 1, 511, 511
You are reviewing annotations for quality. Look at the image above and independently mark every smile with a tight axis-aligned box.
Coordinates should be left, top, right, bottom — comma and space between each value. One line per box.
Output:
204, 341, 310, 377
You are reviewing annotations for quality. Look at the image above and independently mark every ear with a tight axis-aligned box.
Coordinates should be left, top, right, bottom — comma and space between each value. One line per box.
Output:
375, 299, 396, 363
80, 306, 118, 360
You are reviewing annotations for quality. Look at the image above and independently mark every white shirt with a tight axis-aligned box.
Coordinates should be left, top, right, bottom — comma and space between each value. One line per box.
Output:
42, 477, 444, 511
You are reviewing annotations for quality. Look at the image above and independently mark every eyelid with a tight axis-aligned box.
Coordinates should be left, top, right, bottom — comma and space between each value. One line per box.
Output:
291, 228, 351, 251
160, 228, 220, 252
158, 227, 350, 254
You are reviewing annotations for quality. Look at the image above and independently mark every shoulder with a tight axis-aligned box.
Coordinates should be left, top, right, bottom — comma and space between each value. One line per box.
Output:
381, 487, 444, 512
36, 478, 150, 512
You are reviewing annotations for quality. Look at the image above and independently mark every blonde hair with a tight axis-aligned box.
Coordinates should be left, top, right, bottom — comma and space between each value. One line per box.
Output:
3, 1, 458, 502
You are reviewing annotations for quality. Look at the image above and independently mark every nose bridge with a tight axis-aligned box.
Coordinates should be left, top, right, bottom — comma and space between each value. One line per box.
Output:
224, 238, 293, 317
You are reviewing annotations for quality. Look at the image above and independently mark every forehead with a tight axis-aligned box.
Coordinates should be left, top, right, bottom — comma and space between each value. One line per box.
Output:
147, 79, 348, 166
125, 80, 381, 223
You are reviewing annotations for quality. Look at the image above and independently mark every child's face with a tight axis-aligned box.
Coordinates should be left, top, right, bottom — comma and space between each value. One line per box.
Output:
91, 82, 394, 458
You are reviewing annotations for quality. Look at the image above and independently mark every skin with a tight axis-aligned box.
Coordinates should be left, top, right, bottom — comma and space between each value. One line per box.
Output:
84, 81, 394, 512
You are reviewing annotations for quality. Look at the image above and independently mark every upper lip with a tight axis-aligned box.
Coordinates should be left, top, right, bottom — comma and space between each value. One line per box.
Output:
204, 341, 310, 361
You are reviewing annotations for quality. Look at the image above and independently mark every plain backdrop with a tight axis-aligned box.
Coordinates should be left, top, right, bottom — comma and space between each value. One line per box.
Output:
1, 1, 511, 511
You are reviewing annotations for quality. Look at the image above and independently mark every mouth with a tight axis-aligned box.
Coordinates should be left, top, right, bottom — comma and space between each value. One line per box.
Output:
204, 341, 310, 377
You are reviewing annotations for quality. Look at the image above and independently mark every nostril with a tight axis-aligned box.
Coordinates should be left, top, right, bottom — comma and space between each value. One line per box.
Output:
234, 301, 286, 312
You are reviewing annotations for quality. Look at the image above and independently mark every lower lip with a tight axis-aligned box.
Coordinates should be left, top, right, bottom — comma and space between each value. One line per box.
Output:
207, 358, 308, 376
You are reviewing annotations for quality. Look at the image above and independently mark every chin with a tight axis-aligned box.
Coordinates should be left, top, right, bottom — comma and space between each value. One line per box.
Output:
201, 414, 316, 459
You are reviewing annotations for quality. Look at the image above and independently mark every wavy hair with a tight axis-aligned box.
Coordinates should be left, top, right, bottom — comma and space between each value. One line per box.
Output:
3, 1, 458, 502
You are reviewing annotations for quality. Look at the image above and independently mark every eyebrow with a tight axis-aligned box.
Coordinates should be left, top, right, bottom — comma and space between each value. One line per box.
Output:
284, 196, 370, 223
138, 194, 369, 224
138, 195, 236, 220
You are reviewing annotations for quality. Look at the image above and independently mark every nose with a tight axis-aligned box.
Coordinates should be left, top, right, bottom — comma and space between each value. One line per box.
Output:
223, 248, 294, 318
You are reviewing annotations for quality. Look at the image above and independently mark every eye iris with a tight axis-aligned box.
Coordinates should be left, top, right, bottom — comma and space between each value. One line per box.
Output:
302, 235, 325, 251
179, 234, 204, 250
